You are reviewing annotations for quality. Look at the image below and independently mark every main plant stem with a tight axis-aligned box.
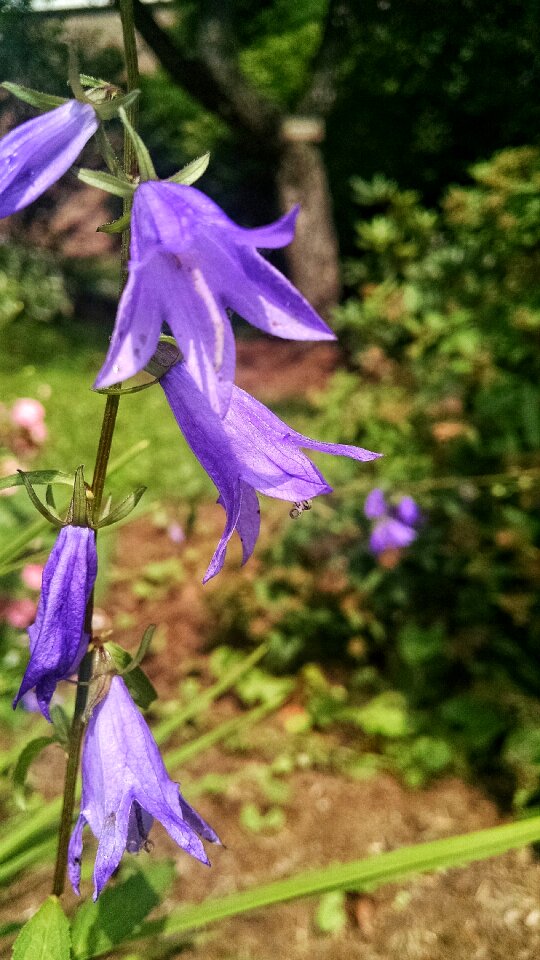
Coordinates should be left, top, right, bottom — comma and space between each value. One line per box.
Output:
52, 0, 140, 896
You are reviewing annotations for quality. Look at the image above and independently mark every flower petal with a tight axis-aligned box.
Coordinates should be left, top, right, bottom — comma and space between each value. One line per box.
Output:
395, 495, 421, 526
68, 813, 86, 897
0, 101, 97, 219
364, 488, 387, 519
370, 518, 417, 553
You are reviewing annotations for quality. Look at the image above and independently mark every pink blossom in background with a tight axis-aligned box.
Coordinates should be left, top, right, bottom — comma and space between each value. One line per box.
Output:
2, 598, 37, 629
21, 564, 44, 591
167, 522, 185, 544
10, 398, 46, 430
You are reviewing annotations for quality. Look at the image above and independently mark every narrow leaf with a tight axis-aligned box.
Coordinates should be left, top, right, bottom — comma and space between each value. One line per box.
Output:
17, 471, 63, 527
13, 737, 54, 810
50, 705, 71, 749
118, 106, 156, 181
77, 168, 135, 198
97, 210, 131, 234
45, 484, 57, 512
12, 896, 70, 960
125, 816, 540, 948
1, 81, 66, 110
0, 470, 73, 493
71, 861, 174, 960
96, 87, 140, 120
70, 465, 88, 527
95, 486, 146, 528
104, 642, 157, 710
167, 152, 210, 186
122, 624, 156, 674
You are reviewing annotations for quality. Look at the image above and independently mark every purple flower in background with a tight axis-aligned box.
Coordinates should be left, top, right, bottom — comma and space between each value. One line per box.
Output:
364, 488, 421, 555
95, 182, 335, 415
0, 100, 98, 219
13, 525, 97, 721
68, 675, 220, 900
161, 363, 381, 582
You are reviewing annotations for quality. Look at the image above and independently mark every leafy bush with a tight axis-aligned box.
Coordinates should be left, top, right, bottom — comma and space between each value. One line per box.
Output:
207, 147, 540, 804
0, 243, 71, 329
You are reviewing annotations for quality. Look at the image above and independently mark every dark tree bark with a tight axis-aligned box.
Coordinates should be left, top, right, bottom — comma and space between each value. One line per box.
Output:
131, 0, 348, 315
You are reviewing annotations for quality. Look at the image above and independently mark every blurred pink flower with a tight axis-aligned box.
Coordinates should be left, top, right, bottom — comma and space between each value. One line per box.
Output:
167, 522, 185, 545
10, 398, 46, 430
21, 564, 44, 591
3, 598, 37, 629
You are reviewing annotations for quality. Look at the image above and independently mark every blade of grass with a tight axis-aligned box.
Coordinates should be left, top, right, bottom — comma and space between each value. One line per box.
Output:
126, 815, 540, 946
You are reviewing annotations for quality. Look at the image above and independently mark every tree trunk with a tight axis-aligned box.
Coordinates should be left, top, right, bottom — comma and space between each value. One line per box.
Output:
276, 133, 341, 318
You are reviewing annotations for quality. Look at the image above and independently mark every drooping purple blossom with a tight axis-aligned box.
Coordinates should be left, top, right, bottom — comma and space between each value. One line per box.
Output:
0, 100, 98, 219
364, 488, 422, 555
68, 675, 219, 900
160, 362, 380, 582
94, 182, 335, 415
13, 525, 97, 721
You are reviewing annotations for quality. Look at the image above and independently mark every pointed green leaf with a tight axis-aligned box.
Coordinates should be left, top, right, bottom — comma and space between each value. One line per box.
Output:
13, 737, 54, 810
122, 624, 156, 674
167, 152, 210, 186
95, 486, 146, 528
69, 465, 89, 527
104, 642, 157, 710
50, 705, 71, 749
95, 88, 140, 120
79, 73, 107, 89
71, 861, 174, 960
17, 471, 63, 527
45, 485, 57, 512
77, 168, 135, 198
97, 210, 131, 234
12, 896, 70, 960
0, 470, 73, 494
118, 106, 156, 181
1, 81, 66, 110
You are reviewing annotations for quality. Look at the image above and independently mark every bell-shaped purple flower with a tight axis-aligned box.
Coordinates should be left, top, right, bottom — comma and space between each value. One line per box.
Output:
94, 182, 335, 415
160, 363, 380, 582
0, 100, 98, 219
68, 675, 220, 900
364, 488, 422, 555
13, 525, 97, 721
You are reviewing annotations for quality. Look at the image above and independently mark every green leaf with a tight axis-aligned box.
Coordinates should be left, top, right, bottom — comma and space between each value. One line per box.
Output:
167, 152, 210, 186
12, 896, 70, 960
71, 861, 174, 960
124, 815, 540, 949
122, 625, 156, 674
50, 705, 71, 749
104, 642, 157, 710
95, 486, 146, 528
0, 470, 73, 494
97, 211, 131, 235
12, 737, 54, 810
118, 107, 156, 181
1, 81, 66, 110
77, 169, 135, 199
17, 471, 63, 527
69, 465, 89, 527
95, 88, 140, 121
315, 890, 347, 934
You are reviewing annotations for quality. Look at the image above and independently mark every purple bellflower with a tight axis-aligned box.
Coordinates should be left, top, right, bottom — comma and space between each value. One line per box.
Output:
13, 525, 97, 721
0, 100, 98, 219
160, 363, 381, 582
94, 181, 335, 415
68, 675, 220, 900
364, 488, 421, 554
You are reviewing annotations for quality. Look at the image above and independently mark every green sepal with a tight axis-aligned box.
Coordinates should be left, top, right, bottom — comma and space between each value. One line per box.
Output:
12, 896, 70, 960
123, 624, 156, 674
95, 379, 158, 396
97, 210, 131, 234
118, 106, 157, 181
13, 737, 54, 810
69, 465, 89, 527
17, 471, 63, 527
50, 705, 71, 749
79, 73, 108, 89
95, 88, 140, 121
104, 641, 157, 710
95, 485, 146, 528
145, 340, 182, 379
0, 469, 73, 494
1, 81, 67, 110
167, 152, 210, 186
77, 168, 135, 198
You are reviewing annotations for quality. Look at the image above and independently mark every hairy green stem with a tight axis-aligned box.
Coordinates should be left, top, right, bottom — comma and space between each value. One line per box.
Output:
51, 0, 140, 896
